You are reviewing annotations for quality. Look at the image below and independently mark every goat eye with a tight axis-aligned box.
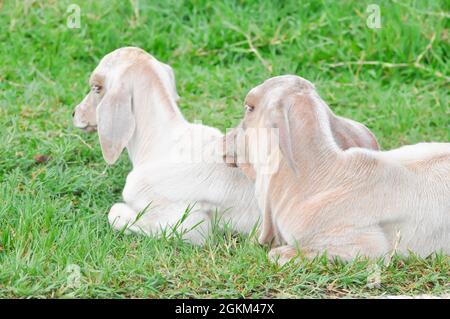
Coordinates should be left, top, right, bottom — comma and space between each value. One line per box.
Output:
92, 85, 102, 93
245, 104, 254, 113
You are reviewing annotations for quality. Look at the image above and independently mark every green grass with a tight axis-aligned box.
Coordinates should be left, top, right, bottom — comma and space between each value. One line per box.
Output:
0, 0, 449, 298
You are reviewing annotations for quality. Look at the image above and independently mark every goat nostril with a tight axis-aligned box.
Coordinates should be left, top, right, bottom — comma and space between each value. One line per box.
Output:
72, 111, 75, 117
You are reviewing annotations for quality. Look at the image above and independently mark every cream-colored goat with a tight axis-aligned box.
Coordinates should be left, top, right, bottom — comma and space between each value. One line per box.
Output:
73, 47, 379, 244
224, 75, 450, 263
73, 47, 261, 244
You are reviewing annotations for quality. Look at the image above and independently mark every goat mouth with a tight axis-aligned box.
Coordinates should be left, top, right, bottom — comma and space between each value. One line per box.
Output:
82, 125, 97, 133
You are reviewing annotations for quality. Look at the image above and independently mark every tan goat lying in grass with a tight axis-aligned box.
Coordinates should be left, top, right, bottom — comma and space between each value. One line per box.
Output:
224, 75, 450, 263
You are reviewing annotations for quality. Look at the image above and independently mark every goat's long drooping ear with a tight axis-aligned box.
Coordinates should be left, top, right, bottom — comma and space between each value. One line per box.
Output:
97, 85, 135, 165
330, 116, 379, 151
273, 104, 299, 175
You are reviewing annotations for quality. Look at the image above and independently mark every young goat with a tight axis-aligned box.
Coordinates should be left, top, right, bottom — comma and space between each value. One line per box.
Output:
224, 75, 450, 262
73, 48, 379, 244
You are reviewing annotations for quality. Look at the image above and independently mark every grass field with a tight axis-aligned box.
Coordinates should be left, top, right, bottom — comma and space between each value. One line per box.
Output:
0, 0, 449, 298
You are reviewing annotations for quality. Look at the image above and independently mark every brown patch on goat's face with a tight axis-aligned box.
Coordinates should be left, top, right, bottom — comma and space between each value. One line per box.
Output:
73, 69, 108, 131
89, 73, 105, 89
